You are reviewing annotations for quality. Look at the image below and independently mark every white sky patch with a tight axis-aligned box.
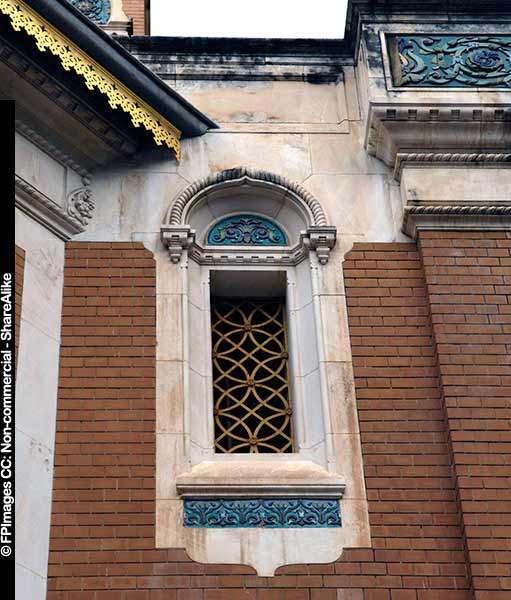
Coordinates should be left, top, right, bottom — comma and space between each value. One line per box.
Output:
150, 0, 348, 39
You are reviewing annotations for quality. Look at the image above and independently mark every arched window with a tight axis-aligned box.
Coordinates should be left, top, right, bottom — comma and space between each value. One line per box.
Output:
158, 167, 369, 575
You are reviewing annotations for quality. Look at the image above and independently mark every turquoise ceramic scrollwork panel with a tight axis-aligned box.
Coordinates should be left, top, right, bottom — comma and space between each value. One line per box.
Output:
184, 498, 341, 528
207, 215, 287, 246
391, 35, 511, 87
68, 0, 111, 24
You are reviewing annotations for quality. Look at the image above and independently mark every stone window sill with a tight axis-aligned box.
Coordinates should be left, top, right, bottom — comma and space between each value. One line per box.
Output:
176, 460, 346, 499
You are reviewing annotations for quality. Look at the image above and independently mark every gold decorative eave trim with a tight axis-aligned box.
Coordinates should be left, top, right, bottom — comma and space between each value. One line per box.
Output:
0, 0, 181, 158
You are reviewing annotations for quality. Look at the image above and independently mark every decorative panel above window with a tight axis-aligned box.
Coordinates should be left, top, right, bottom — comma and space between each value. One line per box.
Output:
68, 0, 111, 24
389, 35, 511, 88
207, 215, 287, 246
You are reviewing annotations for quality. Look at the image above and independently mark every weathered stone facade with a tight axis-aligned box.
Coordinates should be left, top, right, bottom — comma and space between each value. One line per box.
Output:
11, 0, 511, 599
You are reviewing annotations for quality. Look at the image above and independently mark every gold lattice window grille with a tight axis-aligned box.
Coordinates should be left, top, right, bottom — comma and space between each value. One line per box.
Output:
211, 298, 294, 453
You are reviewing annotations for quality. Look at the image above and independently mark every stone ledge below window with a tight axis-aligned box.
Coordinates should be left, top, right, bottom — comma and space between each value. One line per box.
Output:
175, 460, 346, 499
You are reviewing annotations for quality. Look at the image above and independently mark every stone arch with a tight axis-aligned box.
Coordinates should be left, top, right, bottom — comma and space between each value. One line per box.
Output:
165, 167, 328, 227
161, 167, 335, 264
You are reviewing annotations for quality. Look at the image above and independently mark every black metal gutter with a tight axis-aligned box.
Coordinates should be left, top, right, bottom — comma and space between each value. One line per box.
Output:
21, 0, 218, 136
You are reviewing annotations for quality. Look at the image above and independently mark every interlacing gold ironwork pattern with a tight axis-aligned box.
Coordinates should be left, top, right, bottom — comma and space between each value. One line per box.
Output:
0, 0, 181, 157
211, 298, 294, 454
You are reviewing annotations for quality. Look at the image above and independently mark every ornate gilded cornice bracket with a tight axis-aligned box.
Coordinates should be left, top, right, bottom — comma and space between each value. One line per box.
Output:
0, 0, 181, 157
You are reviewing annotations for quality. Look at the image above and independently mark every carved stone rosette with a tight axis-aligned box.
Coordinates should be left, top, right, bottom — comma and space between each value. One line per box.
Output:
67, 186, 95, 226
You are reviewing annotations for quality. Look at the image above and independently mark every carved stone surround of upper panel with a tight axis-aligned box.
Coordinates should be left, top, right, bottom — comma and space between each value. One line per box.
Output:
357, 19, 511, 237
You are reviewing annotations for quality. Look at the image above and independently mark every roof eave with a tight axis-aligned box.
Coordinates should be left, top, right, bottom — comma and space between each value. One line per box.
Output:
22, 0, 218, 136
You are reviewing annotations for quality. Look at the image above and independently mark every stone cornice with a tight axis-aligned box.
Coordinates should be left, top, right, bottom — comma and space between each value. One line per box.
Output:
177, 483, 346, 499
118, 36, 349, 83
403, 205, 511, 238
394, 152, 511, 180
366, 103, 511, 175
15, 174, 89, 240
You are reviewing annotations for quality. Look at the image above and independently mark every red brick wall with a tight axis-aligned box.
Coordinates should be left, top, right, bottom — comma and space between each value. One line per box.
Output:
342, 242, 470, 600
48, 242, 157, 599
419, 231, 511, 600
15, 244, 25, 375
122, 0, 147, 34
47, 241, 473, 600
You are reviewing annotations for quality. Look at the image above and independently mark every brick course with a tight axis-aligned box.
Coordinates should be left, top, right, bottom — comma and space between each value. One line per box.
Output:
419, 231, 511, 599
47, 241, 474, 600
122, 0, 147, 34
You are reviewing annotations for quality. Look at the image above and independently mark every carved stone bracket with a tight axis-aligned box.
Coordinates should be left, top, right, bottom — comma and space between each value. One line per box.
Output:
302, 226, 337, 265
161, 225, 196, 264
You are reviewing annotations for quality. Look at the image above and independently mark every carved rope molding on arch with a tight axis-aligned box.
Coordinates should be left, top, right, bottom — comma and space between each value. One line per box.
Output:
167, 167, 328, 226
161, 167, 336, 265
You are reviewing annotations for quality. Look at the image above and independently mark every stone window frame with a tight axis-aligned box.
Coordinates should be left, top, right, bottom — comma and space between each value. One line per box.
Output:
156, 167, 370, 575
